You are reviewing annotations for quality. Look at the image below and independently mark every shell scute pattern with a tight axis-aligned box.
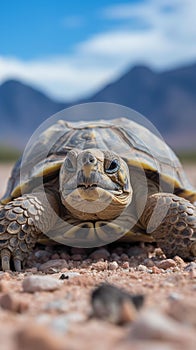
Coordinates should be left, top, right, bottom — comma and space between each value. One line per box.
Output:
1, 118, 196, 203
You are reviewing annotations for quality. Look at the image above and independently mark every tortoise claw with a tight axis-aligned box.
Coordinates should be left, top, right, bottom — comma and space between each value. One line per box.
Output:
190, 241, 196, 257
0, 242, 25, 271
0, 248, 23, 271
1, 249, 11, 271
13, 258, 22, 272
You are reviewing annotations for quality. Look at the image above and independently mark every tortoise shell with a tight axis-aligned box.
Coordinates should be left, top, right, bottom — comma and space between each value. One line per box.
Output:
2, 118, 196, 204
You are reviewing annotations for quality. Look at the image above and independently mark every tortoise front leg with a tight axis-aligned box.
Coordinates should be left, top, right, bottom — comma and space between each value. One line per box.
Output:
0, 192, 58, 271
141, 193, 196, 259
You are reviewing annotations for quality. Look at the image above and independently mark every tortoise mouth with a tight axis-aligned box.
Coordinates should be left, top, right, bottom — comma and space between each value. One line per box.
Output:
77, 182, 121, 191
77, 183, 98, 189
76, 170, 121, 192
63, 185, 123, 197
62, 184, 123, 200
61, 186, 130, 221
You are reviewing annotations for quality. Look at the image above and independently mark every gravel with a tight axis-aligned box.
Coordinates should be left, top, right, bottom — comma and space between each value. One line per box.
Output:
130, 309, 196, 345
156, 259, 177, 270
108, 261, 119, 270
38, 259, 68, 273
22, 276, 63, 292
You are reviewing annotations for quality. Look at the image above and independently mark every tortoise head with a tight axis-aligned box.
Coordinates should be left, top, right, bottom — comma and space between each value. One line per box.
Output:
59, 149, 132, 221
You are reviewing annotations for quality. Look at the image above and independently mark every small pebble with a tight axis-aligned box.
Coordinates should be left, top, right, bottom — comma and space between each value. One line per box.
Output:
154, 248, 165, 257
60, 252, 70, 260
168, 292, 182, 301
143, 258, 154, 268
108, 261, 119, 270
168, 300, 196, 326
39, 259, 68, 273
22, 276, 62, 293
121, 261, 129, 269
156, 259, 176, 270
25, 267, 38, 273
151, 266, 161, 274
184, 262, 196, 272
80, 259, 92, 268
71, 254, 82, 261
91, 261, 108, 271
173, 256, 185, 266
0, 293, 29, 313
120, 253, 129, 261
137, 264, 148, 272
130, 310, 196, 342
90, 248, 110, 260
16, 324, 65, 350
173, 266, 180, 272
59, 272, 80, 280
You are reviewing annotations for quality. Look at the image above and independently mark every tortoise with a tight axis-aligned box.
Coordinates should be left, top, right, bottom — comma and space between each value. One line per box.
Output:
0, 117, 196, 271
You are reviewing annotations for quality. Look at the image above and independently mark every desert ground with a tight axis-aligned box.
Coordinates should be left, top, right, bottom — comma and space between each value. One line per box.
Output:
0, 162, 196, 350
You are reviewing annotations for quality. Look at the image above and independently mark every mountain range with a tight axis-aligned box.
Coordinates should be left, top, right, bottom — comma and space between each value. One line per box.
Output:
0, 62, 196, 150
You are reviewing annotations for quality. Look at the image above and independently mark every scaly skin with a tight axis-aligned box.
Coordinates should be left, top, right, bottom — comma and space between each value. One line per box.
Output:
0, 192, 196, 271
0, 192, 58, 271
141, 193, 196, 259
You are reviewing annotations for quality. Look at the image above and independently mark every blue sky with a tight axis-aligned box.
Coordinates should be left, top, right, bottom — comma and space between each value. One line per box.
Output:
1, 0, 141, 59
0, 0, 196, 100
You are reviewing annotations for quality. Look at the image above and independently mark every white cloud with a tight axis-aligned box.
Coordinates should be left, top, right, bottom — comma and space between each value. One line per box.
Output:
78, 30, 167, 58
102, 0, 185, 22
0, 0, 196, 100
0, 56, 119, 101
102, 0, 196, 42
102, 0, 158, 20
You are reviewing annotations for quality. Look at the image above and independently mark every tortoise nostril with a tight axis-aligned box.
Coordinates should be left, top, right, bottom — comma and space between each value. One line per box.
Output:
89, 155, 96, 163
82, 153, 97, 165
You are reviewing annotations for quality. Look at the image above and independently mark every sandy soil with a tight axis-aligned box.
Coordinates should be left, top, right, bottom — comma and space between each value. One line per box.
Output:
0, 163, 196, 350
0, 163, 13, 198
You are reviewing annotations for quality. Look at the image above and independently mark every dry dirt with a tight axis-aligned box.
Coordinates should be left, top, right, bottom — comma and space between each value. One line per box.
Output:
0, 163, 196, 350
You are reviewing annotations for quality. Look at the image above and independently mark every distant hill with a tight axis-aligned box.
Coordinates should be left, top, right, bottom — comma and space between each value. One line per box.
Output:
0, 62, 196, 150
87, 64, 196, 149
0, 80, 67, 147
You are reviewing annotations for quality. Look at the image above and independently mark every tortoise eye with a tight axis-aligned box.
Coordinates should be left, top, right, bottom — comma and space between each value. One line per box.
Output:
105, 159, 120, 174
64, 157, 75, 172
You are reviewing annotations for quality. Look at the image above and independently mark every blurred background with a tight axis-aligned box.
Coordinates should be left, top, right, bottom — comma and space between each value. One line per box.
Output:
0, 0, 196, 167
